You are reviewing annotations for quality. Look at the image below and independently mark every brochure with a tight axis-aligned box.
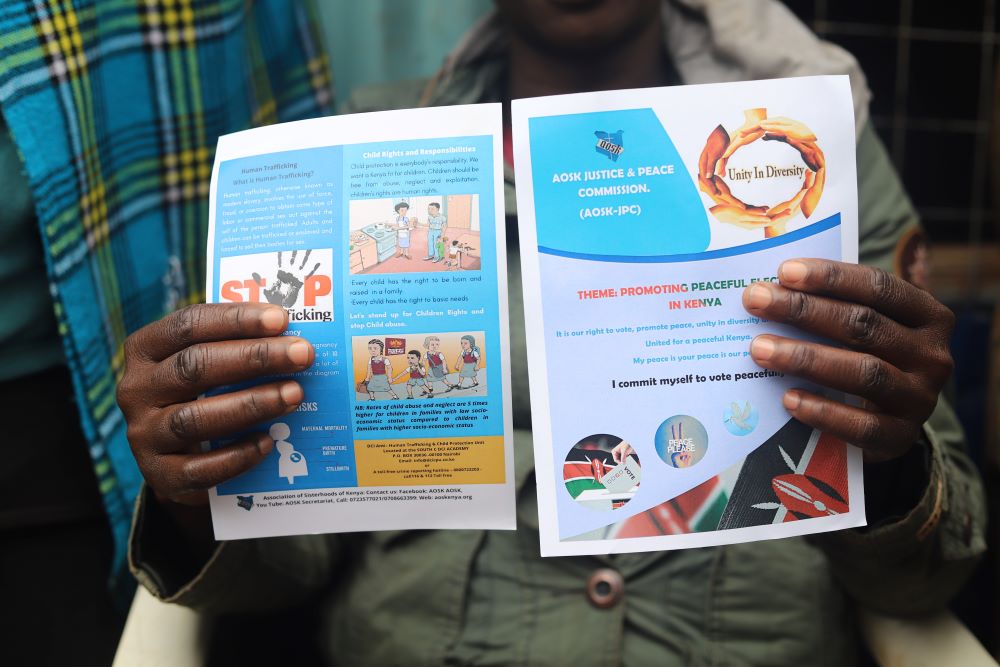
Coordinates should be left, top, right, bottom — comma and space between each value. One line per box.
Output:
204, 105, 515, 539
512, 76, 866, 556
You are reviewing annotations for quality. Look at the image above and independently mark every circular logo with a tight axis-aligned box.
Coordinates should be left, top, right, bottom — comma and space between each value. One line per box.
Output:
723, 400, 759, 436
655, 416, 708, 468
290, 452, 303, 463
563, 434, 641, 512
698, 108, 825, 238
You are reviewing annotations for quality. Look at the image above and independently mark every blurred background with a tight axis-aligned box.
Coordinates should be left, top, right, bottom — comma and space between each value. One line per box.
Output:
777, 2, 1000, 654
317, 1, 492, 104
317, 0, 1000, 654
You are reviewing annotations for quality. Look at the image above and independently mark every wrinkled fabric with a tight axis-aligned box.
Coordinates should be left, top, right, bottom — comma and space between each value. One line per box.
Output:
0, 0, 332, 576
131, 2, 985, 664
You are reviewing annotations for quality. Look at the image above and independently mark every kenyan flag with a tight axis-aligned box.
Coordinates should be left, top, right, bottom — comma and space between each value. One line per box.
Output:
717, 418, 849, 529
563, 446, 616, 499
610, 476, 728, 538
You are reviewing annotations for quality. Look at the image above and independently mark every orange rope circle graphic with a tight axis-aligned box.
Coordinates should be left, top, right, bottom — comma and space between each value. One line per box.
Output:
698, 108, 826, 238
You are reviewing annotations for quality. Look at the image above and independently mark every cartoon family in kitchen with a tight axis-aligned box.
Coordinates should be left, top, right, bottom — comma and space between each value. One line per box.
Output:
355, 333, 486, 401
348, 195, 482, 275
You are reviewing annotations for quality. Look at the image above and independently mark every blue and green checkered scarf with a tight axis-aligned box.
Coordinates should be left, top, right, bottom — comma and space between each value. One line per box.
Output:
0, 0, 332, 579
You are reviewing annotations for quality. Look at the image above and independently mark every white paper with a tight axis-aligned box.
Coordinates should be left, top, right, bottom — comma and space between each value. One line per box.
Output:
512, 76, 866, 556
204, 104, 516, 539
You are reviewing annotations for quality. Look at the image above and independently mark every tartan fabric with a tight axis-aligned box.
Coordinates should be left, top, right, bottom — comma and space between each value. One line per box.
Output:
0, 0, 332, 577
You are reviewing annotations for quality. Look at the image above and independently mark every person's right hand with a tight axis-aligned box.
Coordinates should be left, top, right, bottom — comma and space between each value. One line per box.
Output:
611, 440, 634, 464
117, 303, 314, 506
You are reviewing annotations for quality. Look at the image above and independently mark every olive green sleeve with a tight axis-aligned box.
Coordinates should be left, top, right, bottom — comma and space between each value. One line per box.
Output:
855, 122, 919, 271
813, 124, 987, 616
128, 486, 342, 613
817, 398, 986, 616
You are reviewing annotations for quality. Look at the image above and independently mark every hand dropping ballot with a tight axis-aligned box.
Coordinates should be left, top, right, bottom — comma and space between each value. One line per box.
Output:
203, 105, 516, 540
600, 456, 641, 494
575, 455, 642, 512
512, 76, 866, 556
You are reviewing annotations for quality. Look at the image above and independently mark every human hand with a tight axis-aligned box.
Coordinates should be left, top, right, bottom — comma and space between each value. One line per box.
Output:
672, 451, 693, 468
611, 441, 634, 464
743, 259, 954, 462
252, 250, 323, 308
117, 303, 314, 505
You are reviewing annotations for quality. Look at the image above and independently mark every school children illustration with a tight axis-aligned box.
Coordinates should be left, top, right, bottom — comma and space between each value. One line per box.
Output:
365, 338, 399, 400
436, 235, 447, 266
455, 334, 481, 389
446, 239, 460, 269
393, 350, 432, 399
423, 335, 456, 393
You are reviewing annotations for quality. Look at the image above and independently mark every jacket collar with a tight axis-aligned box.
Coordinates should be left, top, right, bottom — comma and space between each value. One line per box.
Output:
421, 0, 871, 138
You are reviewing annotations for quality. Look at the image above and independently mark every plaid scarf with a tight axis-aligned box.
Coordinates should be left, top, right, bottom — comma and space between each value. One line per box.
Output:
0, 0, 332, 579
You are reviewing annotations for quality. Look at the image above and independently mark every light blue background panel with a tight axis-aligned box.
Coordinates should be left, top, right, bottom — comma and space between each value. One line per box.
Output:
528, 109, 710, 258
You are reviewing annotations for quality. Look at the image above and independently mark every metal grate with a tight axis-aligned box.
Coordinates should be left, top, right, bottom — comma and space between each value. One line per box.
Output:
782, 0, 998, 244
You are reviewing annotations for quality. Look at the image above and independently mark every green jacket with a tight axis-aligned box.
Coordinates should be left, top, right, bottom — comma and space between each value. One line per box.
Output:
130, 9, 986, 666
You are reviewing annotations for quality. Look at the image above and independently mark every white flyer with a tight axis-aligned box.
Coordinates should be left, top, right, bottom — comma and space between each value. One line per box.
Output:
204, 104, 515, 539
512, 76, 865, 556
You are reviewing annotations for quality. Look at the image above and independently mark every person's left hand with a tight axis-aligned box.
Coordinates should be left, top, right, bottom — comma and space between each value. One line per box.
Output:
743, 258, 955, 462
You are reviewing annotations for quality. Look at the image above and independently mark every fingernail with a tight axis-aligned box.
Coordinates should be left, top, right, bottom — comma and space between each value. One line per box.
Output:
751, 336, 776, 361
783, 390, 802, 411
279, 381, 303, 405
780, 261, 808, 283
287, 341, 311, 366
261, 307, 286, 332
254, 433, 275, 456
746, 284, 772, 309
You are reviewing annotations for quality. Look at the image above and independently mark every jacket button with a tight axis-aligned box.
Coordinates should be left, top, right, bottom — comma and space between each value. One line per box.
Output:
586, 568, 624, 609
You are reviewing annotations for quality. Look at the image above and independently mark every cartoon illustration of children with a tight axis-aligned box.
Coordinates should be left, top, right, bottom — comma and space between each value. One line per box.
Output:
436, 235, 447, 266
392, 201, 412, 259
455, 334, 481, 389
364, 338, 399, 400
422, 335, 455, 393
393, 350, 431, 399
446, 239, 461, 269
